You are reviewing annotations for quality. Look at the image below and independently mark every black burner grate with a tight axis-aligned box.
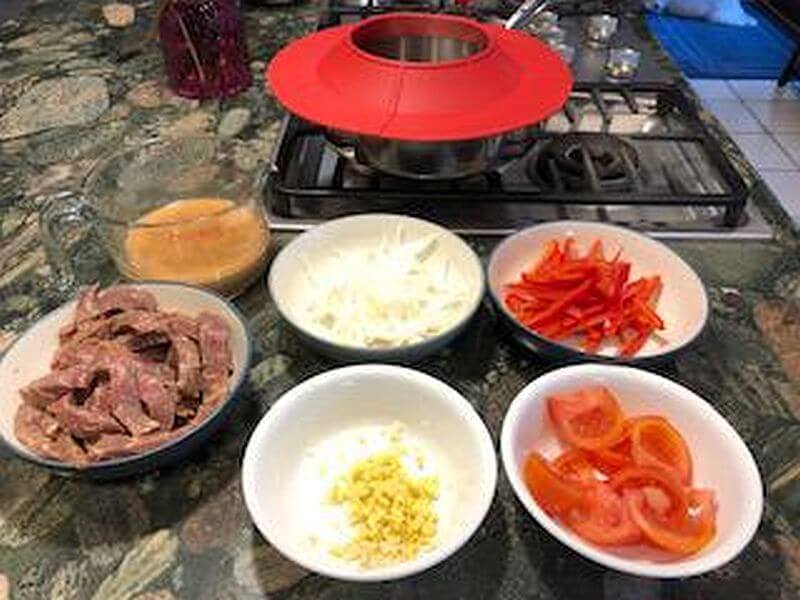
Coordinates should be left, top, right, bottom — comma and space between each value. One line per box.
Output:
266, 83, 749, 227
530, 133, 641, 192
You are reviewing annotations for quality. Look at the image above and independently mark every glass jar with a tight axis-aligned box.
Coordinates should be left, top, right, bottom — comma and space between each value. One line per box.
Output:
158, 0, 252, 99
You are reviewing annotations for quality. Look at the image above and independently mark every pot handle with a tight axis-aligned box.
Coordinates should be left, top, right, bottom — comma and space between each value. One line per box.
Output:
39, 192, 97, 298
498, 129, 539, 162
324, 130, 359, 163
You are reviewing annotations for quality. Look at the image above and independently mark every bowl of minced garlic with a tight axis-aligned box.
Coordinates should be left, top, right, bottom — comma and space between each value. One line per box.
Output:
328, 442, 440, 568
241, 365, 497, 581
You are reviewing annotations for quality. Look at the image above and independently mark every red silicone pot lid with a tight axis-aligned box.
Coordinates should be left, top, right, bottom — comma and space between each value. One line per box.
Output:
267, 12, 573, 142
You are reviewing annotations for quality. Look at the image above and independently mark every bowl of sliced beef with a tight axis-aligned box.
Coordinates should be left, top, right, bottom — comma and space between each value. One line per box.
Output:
0, 282, 251, 478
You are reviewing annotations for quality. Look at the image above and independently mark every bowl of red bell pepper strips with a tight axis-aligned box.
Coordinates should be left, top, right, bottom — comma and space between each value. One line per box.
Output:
487, 222, 709, 362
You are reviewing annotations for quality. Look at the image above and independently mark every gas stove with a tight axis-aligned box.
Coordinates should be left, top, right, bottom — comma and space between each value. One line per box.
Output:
263, 0, 772, 239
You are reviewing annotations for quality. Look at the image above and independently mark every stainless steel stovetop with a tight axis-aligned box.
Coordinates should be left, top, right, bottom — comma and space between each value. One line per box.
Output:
263, 1, 773, 239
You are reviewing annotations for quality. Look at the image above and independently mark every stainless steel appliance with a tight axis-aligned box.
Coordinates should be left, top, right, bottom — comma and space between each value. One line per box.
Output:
263, 0, 772, 239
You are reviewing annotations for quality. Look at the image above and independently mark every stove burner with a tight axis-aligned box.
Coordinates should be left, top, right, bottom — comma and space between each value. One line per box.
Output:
529, 134, 640, 192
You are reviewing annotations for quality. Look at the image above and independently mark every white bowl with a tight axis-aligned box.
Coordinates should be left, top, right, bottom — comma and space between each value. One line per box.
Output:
242, 364, 497, 581
488, 221, 709, 361
500, 364, 763, 578
0, 282, 251, 478
268, 214, 485, 363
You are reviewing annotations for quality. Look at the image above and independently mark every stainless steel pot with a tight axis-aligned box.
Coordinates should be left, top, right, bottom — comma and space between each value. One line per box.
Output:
326, 127, 538, 180
322, 25, 539, 179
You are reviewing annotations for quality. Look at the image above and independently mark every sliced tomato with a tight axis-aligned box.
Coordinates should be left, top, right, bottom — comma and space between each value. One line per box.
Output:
639, 484, 676, 520
610, 465, 689, 521
567, 483, 642, 546
553, 449, 597, 483
523, 452, 588, 517
587, 448, 631, 473
586, 444, 633, 475
625, 488, 716, 555
585, 419, 634, 475
630, 416, 692, 485
548, 386, 627, 450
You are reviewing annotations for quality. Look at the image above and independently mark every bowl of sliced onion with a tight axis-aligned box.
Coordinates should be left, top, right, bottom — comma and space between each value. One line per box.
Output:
268, 214, 485, 362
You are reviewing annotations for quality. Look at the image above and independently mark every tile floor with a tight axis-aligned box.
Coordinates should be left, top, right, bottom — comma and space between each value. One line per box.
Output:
688, 79, 800, 226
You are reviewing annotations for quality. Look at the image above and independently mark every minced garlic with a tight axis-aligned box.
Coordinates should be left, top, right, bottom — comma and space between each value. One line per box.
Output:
328, 450, 440, 568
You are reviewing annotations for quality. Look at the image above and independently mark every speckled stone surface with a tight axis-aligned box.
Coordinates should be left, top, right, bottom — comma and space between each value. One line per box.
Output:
0, 2, 798, 598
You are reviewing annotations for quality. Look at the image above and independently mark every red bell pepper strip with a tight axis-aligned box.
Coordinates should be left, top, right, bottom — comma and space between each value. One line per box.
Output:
502, 238, 665, 357
526, 278, 597, 328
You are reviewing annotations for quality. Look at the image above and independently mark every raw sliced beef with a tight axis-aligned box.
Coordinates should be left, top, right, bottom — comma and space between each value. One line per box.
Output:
136, 359, 176, 383
105, 361, 160, 437
136, 370, 177, 430
87, 428, 187, 460
109, 310, 165, 335
59, 284, 102, 341
74, 284, 102, 324
20, 400, 62, 438
20, 365, 95, 408
163, 313, 200, 340
47, 394, 124, 438
60, 286, 158, 343
67, 317, 116, 346
97, 287, 158, 315
16, 285, 233, 465
126, 330, 170, 352
136, 344, 172, 364
52, 338, 106, 370
14, 405, 87, 465
198, 312, 232, 373
194, 371, 229, 422
85, 379, 114, 413
170, 335, 202, 398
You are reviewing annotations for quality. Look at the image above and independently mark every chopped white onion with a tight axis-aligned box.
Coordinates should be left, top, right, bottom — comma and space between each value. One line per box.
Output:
301, 233, 472, 348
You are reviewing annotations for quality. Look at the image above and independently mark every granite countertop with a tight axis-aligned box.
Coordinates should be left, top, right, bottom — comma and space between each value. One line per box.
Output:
0, 1, 799, 599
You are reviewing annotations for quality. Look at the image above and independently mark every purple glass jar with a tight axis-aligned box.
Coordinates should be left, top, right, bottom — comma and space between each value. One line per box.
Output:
158, 0, 252, 99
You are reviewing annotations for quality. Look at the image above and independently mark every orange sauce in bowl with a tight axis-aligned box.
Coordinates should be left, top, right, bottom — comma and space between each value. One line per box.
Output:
124, 198, 269, 296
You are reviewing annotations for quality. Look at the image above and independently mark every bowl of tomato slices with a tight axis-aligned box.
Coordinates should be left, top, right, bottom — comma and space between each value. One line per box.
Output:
500, 363, 763, 578
487, 221, 708, 362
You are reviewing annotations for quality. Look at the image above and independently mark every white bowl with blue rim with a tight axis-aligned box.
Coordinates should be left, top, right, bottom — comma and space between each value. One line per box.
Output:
268, 214, 485, 363
487, 221, 709, 363
501, 363, 763, 578
242, 364, 498, 581
0, 282, 252, 479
